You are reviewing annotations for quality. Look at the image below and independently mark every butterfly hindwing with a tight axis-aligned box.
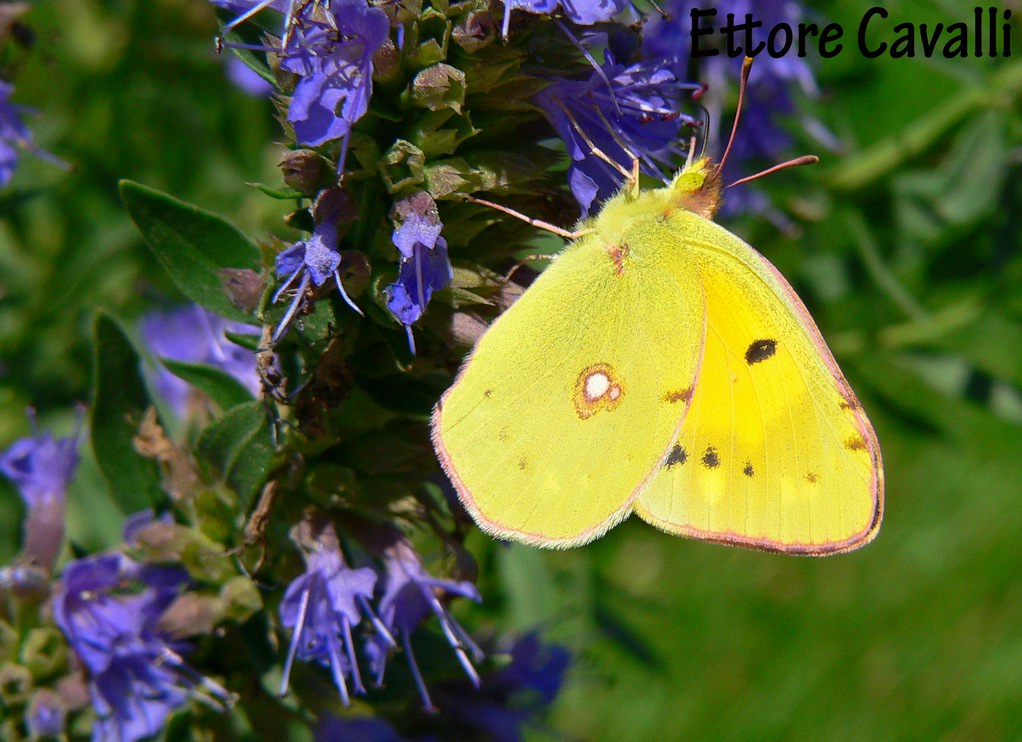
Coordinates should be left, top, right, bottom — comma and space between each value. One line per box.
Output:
433, 231, 703, 547
635, 212, 883, 554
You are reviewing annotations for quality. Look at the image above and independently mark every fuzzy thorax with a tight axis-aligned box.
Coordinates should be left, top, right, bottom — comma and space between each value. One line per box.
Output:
580, 157, 724, 243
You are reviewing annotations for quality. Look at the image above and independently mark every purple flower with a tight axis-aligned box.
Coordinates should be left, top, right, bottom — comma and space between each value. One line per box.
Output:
368, 539, 482, 710
213, 0, 387, 171
273, 187, 362, 343
430, 634, 571, 742
384, 192, 454, 352
0, 81, 65, 187
0, 410, 82, 569
279, 518, 394, 705
52, 553, 232, 742
501, 0, 629, 37
534, 53, 700, 216
140, 304, 260, 416
279, 0, 389, 153
0, 412, 80, 510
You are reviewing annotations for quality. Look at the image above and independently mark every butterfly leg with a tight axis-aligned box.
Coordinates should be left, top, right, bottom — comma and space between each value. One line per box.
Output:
462, 194, 583, 240
501, 254, 556, 283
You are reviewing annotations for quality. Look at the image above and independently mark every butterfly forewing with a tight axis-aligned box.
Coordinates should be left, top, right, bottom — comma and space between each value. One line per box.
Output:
433, 230, 703, 548
635, 212, 883, 554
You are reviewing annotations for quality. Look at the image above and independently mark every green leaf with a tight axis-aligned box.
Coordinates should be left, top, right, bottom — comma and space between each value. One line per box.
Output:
119, 180, 260, 322
161, 359, 255, 411
90, 312, 164, 514
196, 401, 274, 506
248, 182, 304, 200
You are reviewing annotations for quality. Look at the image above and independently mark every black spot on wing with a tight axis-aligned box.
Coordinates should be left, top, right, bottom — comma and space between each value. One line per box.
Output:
745, 339, 777, 365
702, 446, 720, 469
743, 461, 754, 477
666, 445, 687, 468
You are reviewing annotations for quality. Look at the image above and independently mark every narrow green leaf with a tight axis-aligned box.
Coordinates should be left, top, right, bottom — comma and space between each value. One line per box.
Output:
119, 180, 260, 322
90, 312, 163, 514
161, 359, 255, 412
247, 182, 304, 200
196, 401, 274, 506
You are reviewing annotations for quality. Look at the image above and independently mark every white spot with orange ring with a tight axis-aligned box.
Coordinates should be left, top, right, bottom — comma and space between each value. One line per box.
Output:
573, 363, 625, 420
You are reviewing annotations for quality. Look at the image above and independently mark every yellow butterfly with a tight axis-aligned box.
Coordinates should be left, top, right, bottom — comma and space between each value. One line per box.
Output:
431, 96, 883, 555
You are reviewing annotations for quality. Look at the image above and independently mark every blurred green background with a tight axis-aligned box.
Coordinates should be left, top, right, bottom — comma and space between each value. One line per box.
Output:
1, 0, 1021, 739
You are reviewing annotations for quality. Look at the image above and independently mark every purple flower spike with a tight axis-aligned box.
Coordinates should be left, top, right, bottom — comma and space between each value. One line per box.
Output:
370, 539, 482, 711
384, 192, 454, 353
534, 53, 700, 216
279, 517, 395, 704
141, 305, 261, 417
0, 409, 82, 570
53, 553, 234, 742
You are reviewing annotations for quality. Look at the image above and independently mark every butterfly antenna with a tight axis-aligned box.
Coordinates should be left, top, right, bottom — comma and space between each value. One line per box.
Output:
727, 155, 819, 188
715, 56, 753, 179
712, 57, 820, 188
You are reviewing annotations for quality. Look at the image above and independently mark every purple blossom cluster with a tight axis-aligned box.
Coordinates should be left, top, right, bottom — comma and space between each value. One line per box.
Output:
52, 550, 233, 742
279, 518, 482, 711
534, 52, 701, 216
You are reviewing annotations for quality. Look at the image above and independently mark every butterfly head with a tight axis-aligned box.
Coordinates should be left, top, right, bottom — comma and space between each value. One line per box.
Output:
668, 156, 724, 221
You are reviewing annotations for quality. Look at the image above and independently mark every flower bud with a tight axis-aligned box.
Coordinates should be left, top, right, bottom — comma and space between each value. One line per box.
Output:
279, 149, 335, 197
